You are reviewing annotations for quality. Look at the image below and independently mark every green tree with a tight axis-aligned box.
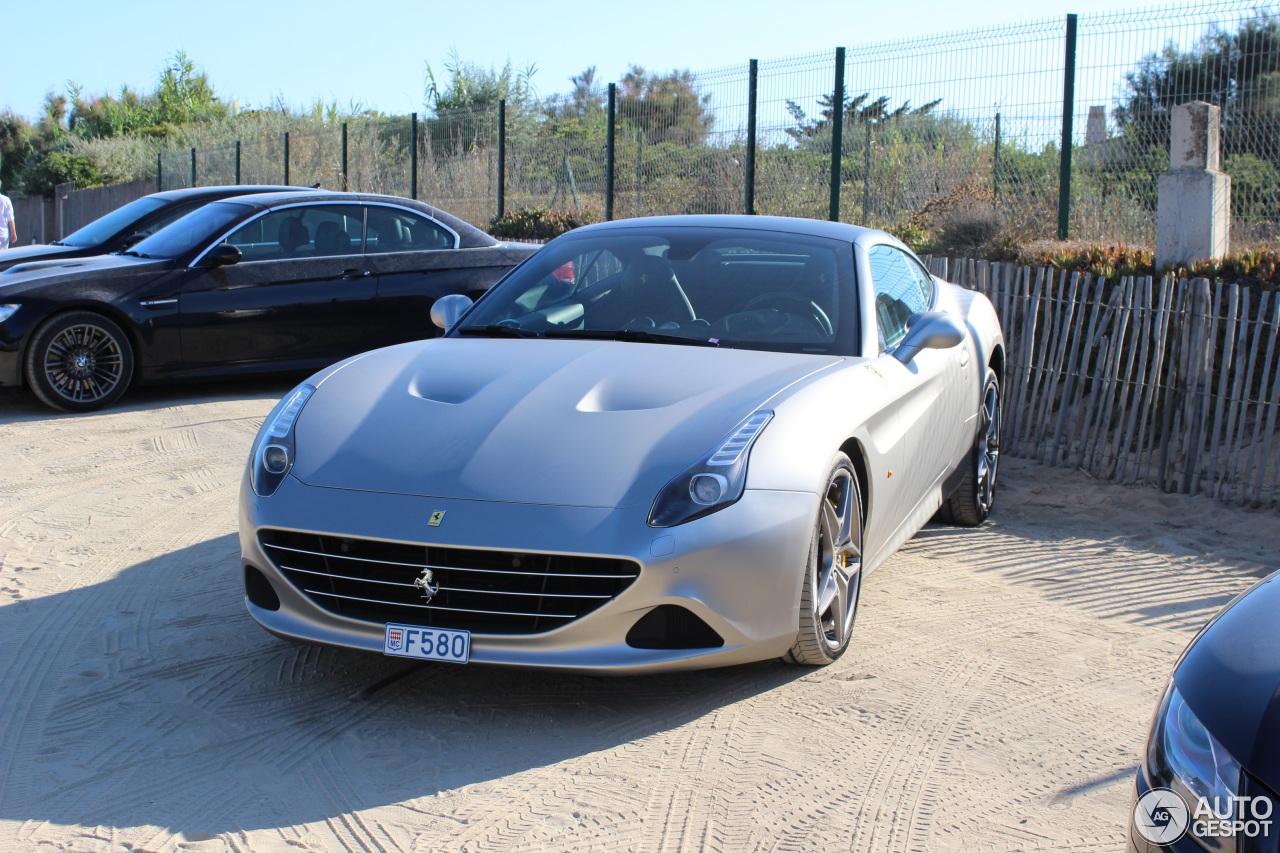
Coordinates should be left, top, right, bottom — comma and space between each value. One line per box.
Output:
1114, 12, 1280, 164
617, 66, 712, 145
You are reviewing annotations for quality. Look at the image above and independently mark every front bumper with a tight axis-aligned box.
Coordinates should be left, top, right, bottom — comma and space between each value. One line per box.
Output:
1130, 767, 1209, 853
239, 473, 819, 674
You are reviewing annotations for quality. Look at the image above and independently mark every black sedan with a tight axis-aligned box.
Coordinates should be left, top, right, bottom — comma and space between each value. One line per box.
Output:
0, 185, 308, 271
1131, 570, 1279, 852
0, 191, 538, 411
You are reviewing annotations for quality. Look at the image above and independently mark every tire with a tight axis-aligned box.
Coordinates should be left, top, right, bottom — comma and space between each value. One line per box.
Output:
941, 369, 1001, 527
25, 311, 135, 413
786, 453, 863, 666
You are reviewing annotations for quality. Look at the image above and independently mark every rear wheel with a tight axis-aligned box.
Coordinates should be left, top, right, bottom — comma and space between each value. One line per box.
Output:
786, 453, 863, 666
25, 311, 134, 412
942, 369, 1000, 526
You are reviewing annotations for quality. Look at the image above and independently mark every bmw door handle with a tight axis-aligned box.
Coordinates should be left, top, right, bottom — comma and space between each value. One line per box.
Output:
341, 268, 371, 280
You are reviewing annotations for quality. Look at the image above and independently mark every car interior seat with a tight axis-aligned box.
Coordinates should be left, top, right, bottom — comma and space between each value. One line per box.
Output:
277, 216, 310, 256
588, 255, 696, 329
314, 221, 353, 256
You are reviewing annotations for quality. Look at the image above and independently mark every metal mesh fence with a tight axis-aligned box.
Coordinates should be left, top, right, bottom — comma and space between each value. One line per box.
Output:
144, 0, 1277, 250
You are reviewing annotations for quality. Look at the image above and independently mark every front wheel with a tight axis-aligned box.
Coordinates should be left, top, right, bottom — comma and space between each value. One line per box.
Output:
25, 311, 135, 413
941, 369, 1001, 526
786, 453, 863, 666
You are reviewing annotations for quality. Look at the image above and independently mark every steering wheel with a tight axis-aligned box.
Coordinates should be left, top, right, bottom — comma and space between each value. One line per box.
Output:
744, 292, 833, 336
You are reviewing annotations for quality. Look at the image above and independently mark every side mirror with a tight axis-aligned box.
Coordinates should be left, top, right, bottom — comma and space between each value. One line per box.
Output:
120, 232, 147, 249
431, 293, 473, 331
203, 243, 242, 267
892, 311, 965, 364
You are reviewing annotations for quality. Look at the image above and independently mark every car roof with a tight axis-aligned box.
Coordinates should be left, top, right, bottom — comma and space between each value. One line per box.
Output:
215, 190, 498, 248
146, 185, 321, 203
568, 214, 888, 244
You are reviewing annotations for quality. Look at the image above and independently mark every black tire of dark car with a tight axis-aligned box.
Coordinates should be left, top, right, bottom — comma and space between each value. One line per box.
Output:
786, 453, 864, 666
940, 368, 1001, 527
25, 311, 135, 413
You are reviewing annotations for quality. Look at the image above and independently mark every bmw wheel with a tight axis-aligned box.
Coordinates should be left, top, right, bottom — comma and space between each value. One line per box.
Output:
786, 453, 863, 666
25, 311, 135, 413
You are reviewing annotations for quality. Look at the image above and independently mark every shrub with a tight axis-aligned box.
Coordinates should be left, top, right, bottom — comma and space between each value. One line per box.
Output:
487, 207, 597, 240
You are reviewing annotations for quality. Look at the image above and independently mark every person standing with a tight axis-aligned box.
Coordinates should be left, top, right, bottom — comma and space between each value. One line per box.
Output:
0, 179, 14, 248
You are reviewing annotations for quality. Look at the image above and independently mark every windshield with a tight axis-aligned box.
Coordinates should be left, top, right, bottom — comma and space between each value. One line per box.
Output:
126, 201, 253, 260
58, 197, 168, 247
458, 226, 858, 355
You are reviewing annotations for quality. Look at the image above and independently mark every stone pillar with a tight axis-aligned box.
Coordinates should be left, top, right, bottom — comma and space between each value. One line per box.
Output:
1085, 106, 1107, 145
1156, 101, 1230, 267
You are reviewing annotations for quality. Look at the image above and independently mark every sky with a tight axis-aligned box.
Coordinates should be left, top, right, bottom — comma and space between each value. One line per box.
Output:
3, 0, 1177, 123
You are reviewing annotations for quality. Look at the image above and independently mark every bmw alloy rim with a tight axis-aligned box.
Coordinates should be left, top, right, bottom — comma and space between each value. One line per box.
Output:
816, 466, 861, 651
44, 323, 125, 404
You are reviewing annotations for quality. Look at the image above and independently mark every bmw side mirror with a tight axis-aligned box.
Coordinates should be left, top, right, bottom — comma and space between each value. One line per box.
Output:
893, 311, 965, 364
431, 293, 473, 331
203, 243, 242, 267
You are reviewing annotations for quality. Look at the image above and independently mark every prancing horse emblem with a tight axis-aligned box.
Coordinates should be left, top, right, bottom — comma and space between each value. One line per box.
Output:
413, 568, 440, 603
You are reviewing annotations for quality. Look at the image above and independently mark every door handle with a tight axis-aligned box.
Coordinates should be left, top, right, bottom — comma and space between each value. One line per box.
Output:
341, 269, 371, 280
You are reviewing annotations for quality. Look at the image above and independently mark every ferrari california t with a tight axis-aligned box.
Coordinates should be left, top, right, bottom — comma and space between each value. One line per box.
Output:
239, 215, 1005, 674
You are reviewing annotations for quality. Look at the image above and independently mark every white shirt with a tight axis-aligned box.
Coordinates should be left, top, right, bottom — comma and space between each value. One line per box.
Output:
0, 194, 13, 245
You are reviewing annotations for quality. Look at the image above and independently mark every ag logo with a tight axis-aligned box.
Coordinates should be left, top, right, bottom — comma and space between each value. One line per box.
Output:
428, 510, 446, 527
1134, 787, 1189, 845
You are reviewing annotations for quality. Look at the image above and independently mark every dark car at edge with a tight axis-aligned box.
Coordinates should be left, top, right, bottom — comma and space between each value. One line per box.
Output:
1131, 569, 1280, 852
0, 185, 311, 271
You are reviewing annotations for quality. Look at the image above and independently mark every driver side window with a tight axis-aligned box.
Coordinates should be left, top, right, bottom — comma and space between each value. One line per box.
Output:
868, 244, 929, 350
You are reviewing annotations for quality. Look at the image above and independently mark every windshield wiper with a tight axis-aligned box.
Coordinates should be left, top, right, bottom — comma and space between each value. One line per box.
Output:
456, 324, 543, 338
544, 328, 719, 347
118, 249, 153, 259
49, 240, 69, 246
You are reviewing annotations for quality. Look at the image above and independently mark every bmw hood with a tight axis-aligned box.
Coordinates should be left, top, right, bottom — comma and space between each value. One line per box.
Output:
0, 243, 81, 269
1174, 570, 1280, 788
291, 338, 840, 508
0, 252, 169, 294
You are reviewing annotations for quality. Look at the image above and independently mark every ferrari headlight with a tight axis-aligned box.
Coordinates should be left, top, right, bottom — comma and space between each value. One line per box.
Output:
251, 383, 315, 497
0, 304, 20, 323
648, 410, 773, 528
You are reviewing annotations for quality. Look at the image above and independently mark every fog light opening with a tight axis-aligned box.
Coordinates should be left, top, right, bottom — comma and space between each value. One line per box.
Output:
245, 565, 281, 611
626, 605, 724, 650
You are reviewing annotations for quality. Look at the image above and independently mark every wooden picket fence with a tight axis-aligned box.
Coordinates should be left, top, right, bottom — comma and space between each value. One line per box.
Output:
924, 256, 1280, 507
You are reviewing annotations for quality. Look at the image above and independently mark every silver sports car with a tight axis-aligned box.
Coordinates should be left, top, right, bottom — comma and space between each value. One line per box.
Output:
239, 215, 1004, 674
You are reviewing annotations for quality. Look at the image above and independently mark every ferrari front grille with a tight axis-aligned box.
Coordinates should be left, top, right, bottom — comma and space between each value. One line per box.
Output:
258, 528, 640, 635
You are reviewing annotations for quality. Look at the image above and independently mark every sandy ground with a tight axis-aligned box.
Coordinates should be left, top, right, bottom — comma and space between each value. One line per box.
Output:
3, 381, 1280, 853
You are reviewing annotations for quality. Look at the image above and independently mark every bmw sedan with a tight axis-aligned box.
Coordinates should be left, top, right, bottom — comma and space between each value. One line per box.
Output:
239, 214, 1005, 675
1130, 571, 1279, 852
0, 191, 538, 411
0, 184, 307, 271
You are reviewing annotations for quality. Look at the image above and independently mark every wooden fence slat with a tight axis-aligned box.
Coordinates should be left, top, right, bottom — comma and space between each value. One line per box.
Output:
1245, 297, 1280, 505
1116, 277, 1155, 483
1220, 287, 1255, 501
1018, 268, 1050, 457
1050, 274, 1093, 466
1135, 277, 1175, 485
1207, 284, 1240, 494
1037, 271, 1079, 464
1080, 284, 1128, 473
1089, 279, 1136, 477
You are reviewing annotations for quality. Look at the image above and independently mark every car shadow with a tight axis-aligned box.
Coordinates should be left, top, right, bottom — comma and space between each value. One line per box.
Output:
0, 377, 301, 425
0, 533, 805, 835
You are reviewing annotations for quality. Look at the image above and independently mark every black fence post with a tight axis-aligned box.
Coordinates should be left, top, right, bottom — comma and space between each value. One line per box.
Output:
235, 140, 242, 185
341, 122, 349, 190
497, 100, 506, 220
410, 112, 419, 200
864, 120, 875, 222
156, 153, 162, 193
1058, 13, 1078, 240
829, 47, 845, 222
606, 83, 616, 221
993, 113, 1002, 199
190, 148, 197, 188
746, 59, 758, 216
284, 132, 291, 185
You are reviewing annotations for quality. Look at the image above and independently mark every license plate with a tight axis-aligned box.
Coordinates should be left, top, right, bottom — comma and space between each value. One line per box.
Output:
383, 623, 470, 664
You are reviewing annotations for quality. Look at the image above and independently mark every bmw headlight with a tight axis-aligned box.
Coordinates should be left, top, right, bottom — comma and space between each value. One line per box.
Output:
648, 410, 773, 528
250, 383, 315, 497
0, 304, 20, 323
1146, 683, 1242, 851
